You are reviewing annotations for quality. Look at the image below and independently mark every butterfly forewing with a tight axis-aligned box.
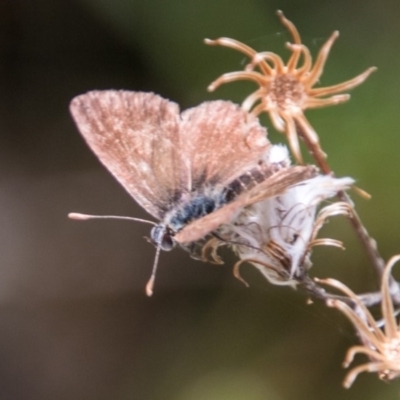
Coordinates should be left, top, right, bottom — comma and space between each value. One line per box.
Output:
70, 91, 188, 219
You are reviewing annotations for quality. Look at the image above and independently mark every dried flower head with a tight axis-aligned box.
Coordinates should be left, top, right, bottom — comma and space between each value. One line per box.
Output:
205, 10, 376, 163
317, 256, 400, 388
203, 145, 354, 286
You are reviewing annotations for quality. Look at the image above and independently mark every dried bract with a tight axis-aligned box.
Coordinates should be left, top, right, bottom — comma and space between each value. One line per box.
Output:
205, 10, 376, 163
317, 256, 400, 388
205, 145, 353, 286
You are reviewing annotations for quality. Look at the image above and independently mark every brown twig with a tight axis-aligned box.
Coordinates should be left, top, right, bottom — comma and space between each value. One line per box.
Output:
295, 122, 386, 279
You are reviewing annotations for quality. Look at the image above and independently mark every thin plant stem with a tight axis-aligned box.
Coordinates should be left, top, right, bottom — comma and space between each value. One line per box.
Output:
295, 121, 386, 279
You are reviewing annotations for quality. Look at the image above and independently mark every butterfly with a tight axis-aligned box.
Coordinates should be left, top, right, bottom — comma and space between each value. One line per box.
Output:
69, 90, 316, 295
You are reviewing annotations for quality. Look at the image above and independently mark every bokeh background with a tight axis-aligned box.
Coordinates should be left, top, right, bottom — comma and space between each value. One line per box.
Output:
0, 0, 399, 399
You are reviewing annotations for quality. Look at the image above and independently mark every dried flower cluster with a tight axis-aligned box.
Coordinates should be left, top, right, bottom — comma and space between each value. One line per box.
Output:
70, 8, 399, 392
317, 256, 400, 388
204, 145, 353, 286
204, 10, 400, 389
206, 10, 376, 164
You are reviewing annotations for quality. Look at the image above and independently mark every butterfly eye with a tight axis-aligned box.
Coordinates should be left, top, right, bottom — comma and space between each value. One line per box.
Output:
151, 225, 176, 251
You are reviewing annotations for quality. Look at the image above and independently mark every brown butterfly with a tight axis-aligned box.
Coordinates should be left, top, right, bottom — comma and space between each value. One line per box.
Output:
69, 91, 316, 294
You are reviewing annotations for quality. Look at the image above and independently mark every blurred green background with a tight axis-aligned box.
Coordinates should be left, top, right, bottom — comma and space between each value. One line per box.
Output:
0, 0, 400, 399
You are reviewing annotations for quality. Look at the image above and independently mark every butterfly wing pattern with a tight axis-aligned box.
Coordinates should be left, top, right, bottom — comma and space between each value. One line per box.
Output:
70, 90, 316, 248
70, 91, 186, 220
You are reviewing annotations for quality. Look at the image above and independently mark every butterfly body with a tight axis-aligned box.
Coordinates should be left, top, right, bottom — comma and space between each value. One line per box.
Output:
164, 187, 227, 232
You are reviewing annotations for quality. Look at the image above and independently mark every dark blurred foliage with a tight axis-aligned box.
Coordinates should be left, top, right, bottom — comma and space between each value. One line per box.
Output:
0, 0, 399, 399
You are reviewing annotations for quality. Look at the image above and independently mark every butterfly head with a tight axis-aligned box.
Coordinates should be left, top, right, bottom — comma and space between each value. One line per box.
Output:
150, 224, 176, 251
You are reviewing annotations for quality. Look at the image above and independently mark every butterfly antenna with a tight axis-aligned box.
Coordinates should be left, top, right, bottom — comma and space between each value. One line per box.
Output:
68, 212, 156, 226
145, 245, 162, 297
